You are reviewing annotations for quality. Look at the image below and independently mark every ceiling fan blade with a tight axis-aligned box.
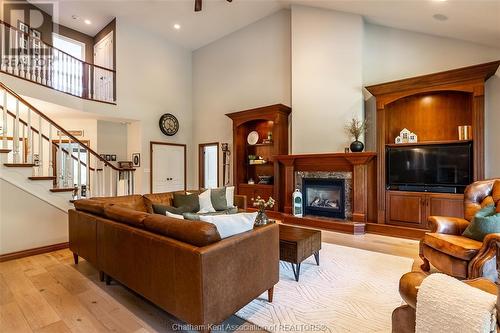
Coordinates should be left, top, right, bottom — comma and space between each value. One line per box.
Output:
195, 0, 202, 12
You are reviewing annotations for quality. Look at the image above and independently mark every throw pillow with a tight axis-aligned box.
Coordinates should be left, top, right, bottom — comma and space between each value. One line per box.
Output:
183, 207, 239, 221
173, 192, 199, 213
493, 180, 500, 204
166, 211, 184, 220
198, 189, 216, 214
211, 187, 228, 211
152, 204, 189, 215
462, 205, 500, 241
199, 212, 257, 239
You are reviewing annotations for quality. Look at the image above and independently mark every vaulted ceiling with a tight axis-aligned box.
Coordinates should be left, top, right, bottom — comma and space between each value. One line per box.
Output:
32, 0, 500, 50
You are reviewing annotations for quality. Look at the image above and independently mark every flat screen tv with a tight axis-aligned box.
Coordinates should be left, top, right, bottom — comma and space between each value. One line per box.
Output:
386, 142, 472, 192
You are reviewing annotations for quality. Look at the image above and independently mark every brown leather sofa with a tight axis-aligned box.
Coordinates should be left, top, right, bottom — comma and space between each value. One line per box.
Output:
420, 179, 500, 280
392, 272, 497, 333
69, 192, 278, 332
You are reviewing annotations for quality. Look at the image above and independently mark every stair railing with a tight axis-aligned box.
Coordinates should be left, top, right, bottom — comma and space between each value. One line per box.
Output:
0, 81, 134, 198
0, 20, 116, 104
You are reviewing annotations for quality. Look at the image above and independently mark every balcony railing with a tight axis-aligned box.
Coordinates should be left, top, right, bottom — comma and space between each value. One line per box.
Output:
0, 20, 116, 104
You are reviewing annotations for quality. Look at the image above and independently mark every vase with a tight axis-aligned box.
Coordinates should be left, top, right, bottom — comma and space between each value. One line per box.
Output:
350, 140, 364, 152
254, 209, 269, 226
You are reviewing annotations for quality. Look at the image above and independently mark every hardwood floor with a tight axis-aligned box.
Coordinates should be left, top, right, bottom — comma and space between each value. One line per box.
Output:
0, 229, 420, 333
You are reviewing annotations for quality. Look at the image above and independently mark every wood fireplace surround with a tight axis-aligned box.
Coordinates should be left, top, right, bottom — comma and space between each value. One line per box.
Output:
274, 152, 377, 223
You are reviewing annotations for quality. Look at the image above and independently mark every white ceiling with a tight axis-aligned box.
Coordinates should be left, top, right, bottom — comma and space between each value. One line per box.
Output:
30, 0, 500, 50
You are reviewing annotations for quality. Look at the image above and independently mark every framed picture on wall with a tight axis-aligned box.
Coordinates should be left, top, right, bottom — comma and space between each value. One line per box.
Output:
132, 153, 140, 167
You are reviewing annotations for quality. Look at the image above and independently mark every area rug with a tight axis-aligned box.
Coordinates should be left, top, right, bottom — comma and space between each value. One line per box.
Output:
236, 243, 413, 333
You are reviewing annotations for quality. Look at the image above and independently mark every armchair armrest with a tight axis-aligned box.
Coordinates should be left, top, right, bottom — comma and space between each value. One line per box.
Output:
427, 216, 470, 235
469, 233, 500, 279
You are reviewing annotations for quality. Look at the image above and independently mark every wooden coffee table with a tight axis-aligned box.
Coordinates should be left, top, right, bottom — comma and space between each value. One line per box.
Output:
279, 224, 321, 282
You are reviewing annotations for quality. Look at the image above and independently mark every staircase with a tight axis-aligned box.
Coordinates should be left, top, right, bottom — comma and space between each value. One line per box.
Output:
0, 81, 134, 211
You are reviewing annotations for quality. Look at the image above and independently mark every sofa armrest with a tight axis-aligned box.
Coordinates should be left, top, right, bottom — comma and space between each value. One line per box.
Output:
196, 223, 279, 325
234, 194, 247, 210
469, 233, 500, 279
427, 216, 470, 235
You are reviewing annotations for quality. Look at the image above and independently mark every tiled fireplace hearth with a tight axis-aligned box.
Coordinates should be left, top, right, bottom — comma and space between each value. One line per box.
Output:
275, 153, 377, 223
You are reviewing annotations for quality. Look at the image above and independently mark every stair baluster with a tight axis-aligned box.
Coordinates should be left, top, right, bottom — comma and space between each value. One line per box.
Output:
2, 90, 7, 149
27, 108, 32, 164
58, 131, 63, 185
48, 124, 53, 178
38, 113, 43, 175
77, 142, 81, 193
13, 100, 20, 163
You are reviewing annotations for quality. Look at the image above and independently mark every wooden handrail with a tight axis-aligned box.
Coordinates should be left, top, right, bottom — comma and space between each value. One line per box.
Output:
3, 107, 99, 171
0, 82, 126, 171
0, 19, 116, 73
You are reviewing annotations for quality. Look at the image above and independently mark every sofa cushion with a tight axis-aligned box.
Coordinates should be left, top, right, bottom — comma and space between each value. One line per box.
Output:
143, 192, 174, 213
74, 199, 107, 216
423, 233, 482, 260
93, 195, 148, 212
173, 192, 200, 212
143, 214, 221, 247
103, 205, 149, 228
462, 205, 500, 241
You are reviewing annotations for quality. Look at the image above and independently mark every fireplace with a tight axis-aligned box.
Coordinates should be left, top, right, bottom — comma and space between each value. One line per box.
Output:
302, 178, 346, 219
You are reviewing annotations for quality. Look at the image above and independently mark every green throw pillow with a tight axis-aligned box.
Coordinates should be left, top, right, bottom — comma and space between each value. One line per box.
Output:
462, 205, 500, 241
211, 187, 228, 211
152, 204, 190, 215
173, 192, 199, 213
182, 207, 239, 221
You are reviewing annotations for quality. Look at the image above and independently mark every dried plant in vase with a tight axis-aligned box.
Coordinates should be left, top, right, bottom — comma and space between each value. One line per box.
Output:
252, 196, 275, 225
344, 117, 367, 152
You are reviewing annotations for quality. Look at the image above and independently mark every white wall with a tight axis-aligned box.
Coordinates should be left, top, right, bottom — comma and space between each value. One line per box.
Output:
97, 120, 128, 163
115, 18, 193, 193
363, 23, 500, 177
0, 179, 68, 255
291, 6, 364, 154
192, 10, 291, 187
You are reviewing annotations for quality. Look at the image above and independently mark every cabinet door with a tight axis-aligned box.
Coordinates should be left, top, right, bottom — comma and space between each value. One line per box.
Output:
386, 191, 426, 228
427, 194, 464, 219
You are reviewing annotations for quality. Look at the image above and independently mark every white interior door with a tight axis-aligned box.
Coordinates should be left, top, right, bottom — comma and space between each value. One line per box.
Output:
94, 31, 114, 102
152, 143, 185, 193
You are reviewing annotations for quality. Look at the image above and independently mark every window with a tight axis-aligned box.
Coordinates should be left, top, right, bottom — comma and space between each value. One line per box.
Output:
52, 33, 85, 96
52, 34, 85, 60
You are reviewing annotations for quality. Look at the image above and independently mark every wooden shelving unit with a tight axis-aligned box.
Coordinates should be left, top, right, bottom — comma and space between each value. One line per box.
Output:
365, 60, 500, 229
226, 104, 291, 210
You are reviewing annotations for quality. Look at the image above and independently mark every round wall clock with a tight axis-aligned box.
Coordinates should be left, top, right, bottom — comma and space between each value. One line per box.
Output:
159, 113, 179, 136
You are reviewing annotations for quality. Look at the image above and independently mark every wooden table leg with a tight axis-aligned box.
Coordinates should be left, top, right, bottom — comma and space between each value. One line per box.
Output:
73, 253, 78, 265
268, 286, 274, 303
314, 251, 320, 266
99, 271, 105, 282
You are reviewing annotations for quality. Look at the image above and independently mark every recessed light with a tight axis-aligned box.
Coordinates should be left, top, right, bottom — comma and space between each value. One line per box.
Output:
173, 23, 181, 30
433, 0, 447, 2
433, 14, 448, 21
84, 19, 92, 25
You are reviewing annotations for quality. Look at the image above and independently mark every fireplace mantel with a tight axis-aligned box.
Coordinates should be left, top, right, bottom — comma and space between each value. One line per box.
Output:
274, 152, 377, 222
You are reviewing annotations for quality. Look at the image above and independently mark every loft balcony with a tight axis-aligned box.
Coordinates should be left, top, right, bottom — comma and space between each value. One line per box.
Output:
0, 20, 116, 104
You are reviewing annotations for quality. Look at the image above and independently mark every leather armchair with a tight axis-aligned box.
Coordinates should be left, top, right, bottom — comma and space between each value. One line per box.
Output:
420, 179, 500, 280
392, 272, 497, 333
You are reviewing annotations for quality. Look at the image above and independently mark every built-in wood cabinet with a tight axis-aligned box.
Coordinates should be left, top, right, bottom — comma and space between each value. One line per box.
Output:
226, 104, 291, 210
366, 61, 500, 231
386, 191, 464, 229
